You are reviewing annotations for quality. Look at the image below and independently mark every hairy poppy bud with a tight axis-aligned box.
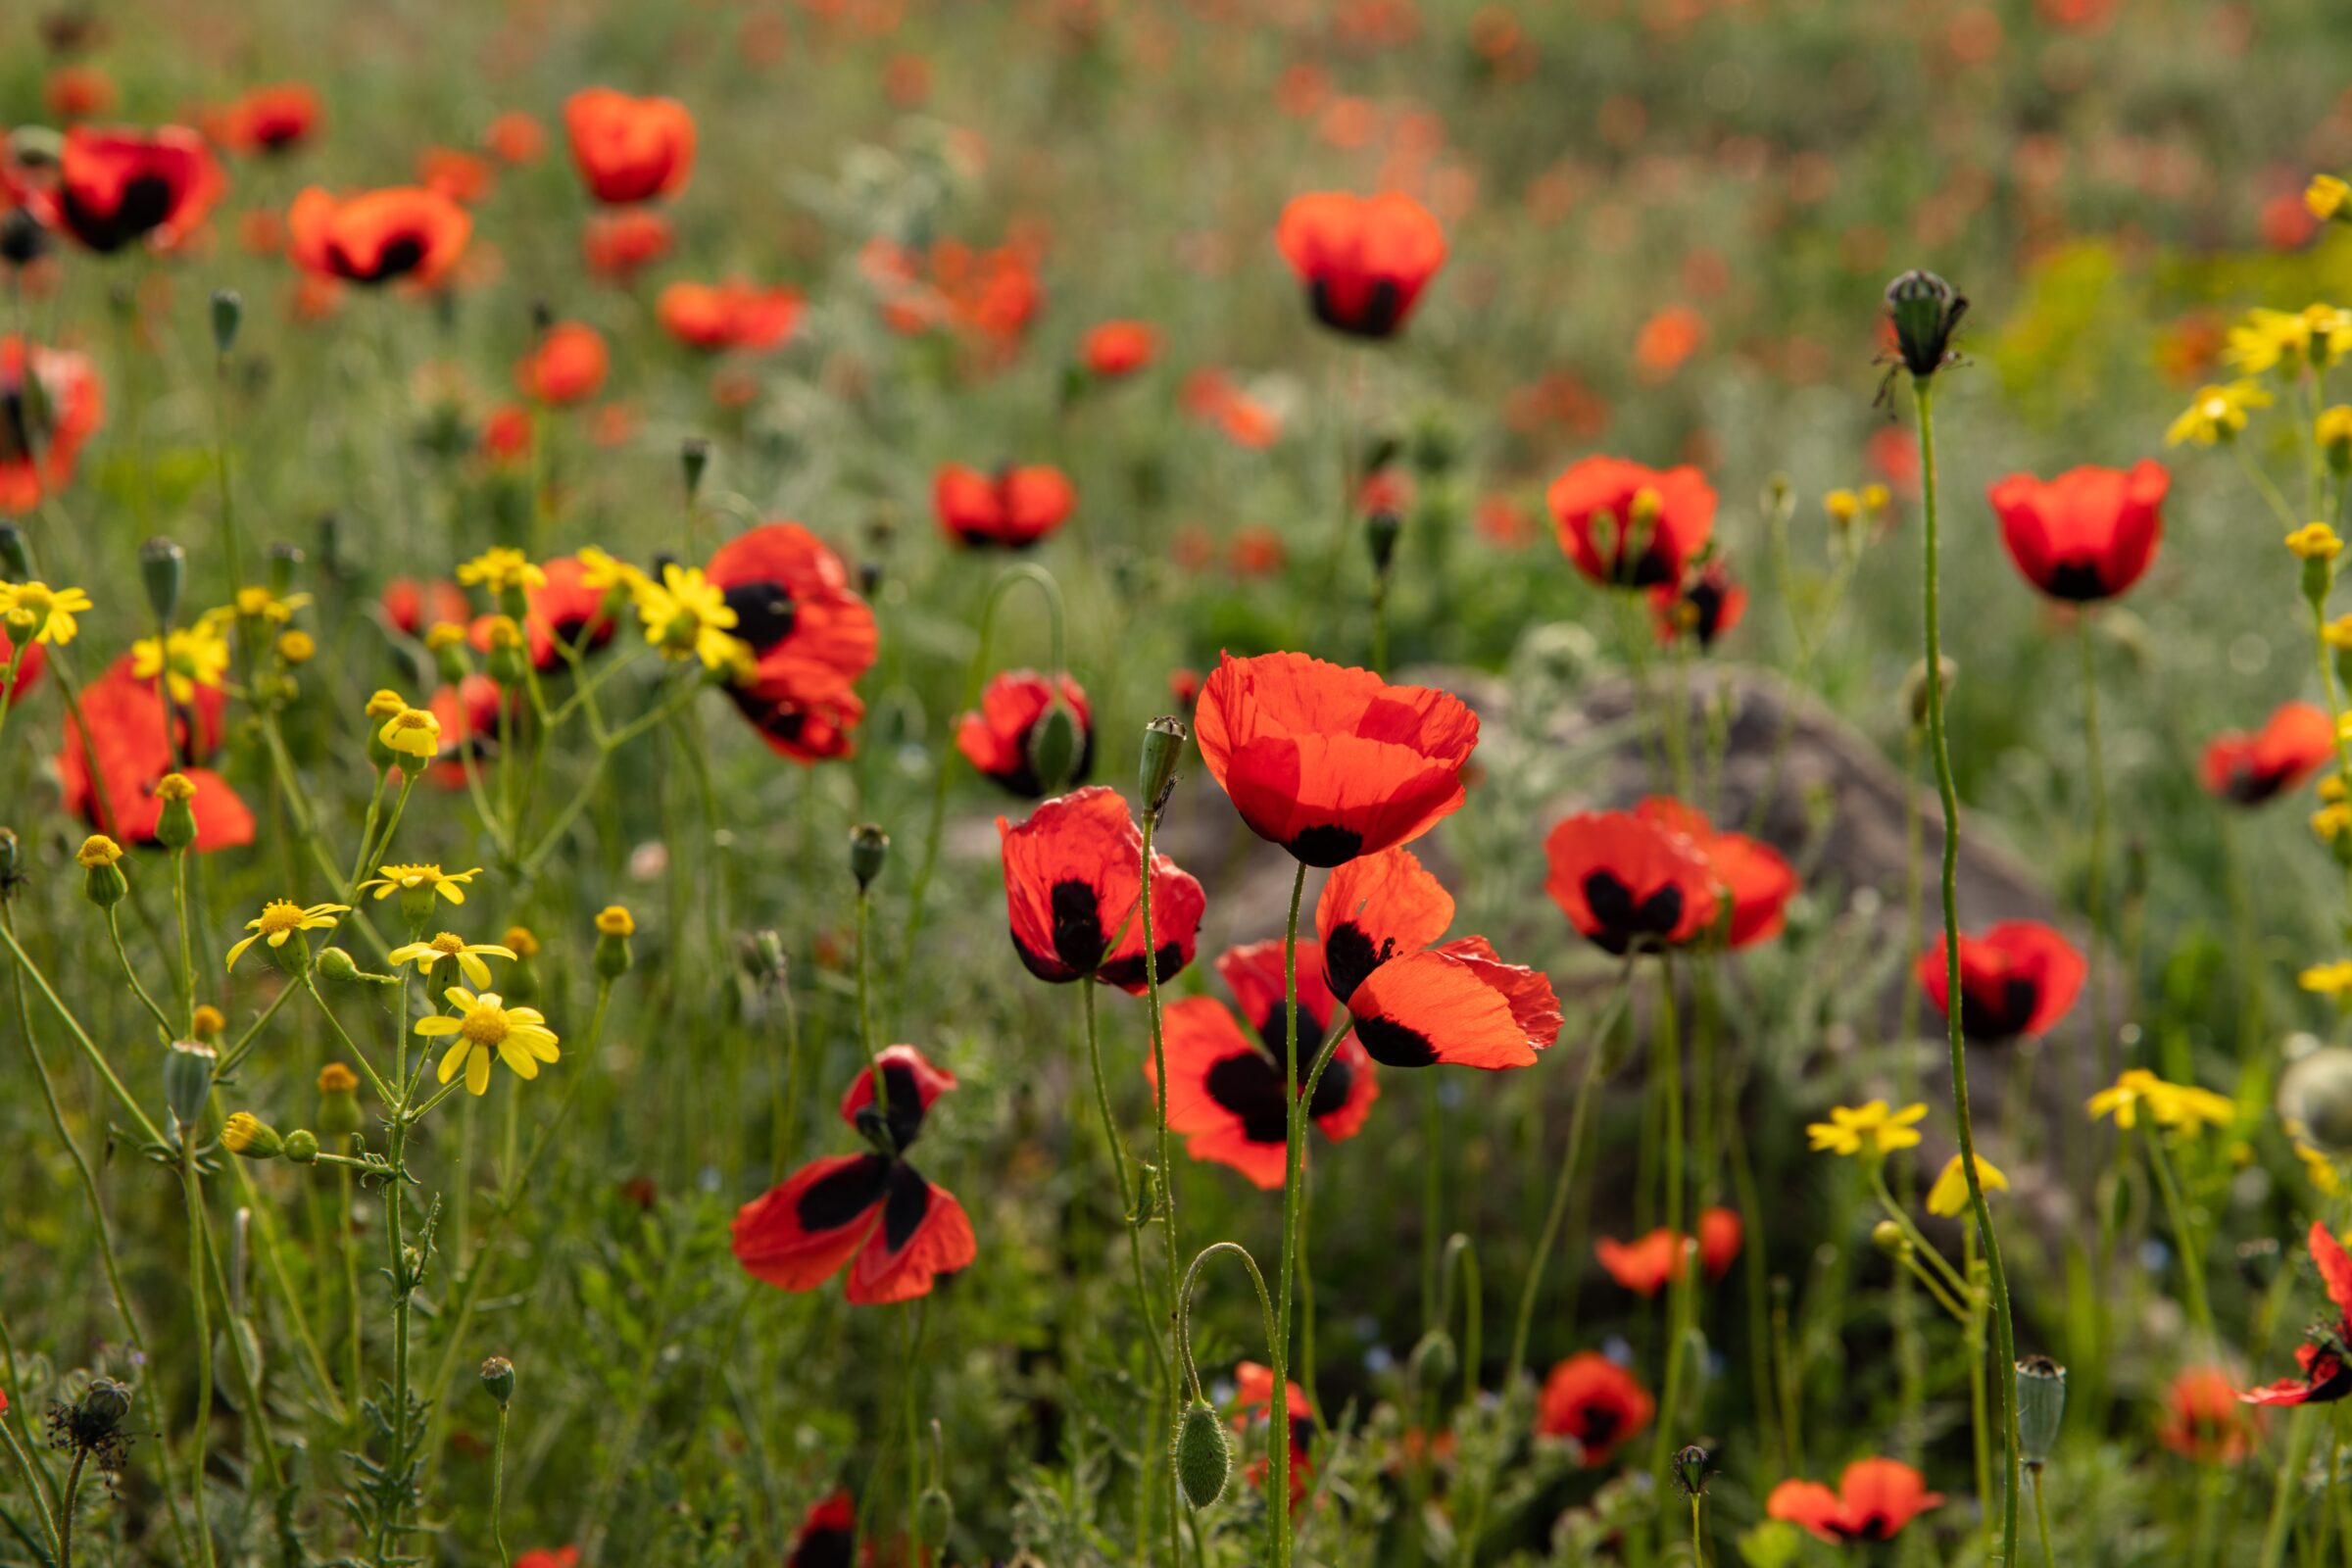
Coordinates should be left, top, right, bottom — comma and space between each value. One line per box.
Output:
153, 772, 198, 851
282, 1128, 319, 1164
1408, 1329, 1456, 1390
1885, 270, 1967, 381
210, 289, 242, 357
1027, 701, 1082, 797
1672, 1444, 1711, 1498
77, 834, 127, 907
2014, 1355, 2066, 1470
164, 1040, 217, 1135
221, 1111, 283, 1159
594, 905, 635, 978
317, 1062, 364, 1137
1173, 1399, 1232, 1509
139, 537, 185, 625
1366, 510, 1403, 573
1138, 715, 1188, 821
850, 823, 890, 891
914, 1485, 954, 1548
479, 1355, 515, 1406
681, 437, 710, 500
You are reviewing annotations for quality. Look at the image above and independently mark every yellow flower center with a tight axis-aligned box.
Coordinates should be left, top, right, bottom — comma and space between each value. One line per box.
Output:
254, 901, 309, 936
459, 1001, 512, 1047
429, 933, 466, 956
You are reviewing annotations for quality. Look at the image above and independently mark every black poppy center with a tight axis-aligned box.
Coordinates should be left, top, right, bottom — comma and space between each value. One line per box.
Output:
1957, 973, 2038, 1042
1310, 275, 1403, 339
1286, 823, 1365, 867
2042, 558, 2112, 602
1580, 871, 1685, 955
370, 232, 428, 280
1579, 1403, 1621, 1446
723, 580, 799, 653
65, 171, 176, 253
1322, 922, 1392, 1003
791, 1519, 855, 1568
795, 1153, 892, 1233
1048, 878, 1106, 973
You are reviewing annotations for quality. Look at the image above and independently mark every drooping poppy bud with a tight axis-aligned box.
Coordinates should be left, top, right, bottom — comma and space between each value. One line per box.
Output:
1173, 1399, 1232, 1509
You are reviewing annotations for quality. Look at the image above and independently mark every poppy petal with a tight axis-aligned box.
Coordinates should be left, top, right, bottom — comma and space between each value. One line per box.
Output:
732, 1153, 891, 1293
1348, 946, 1559, 1069
846, 1164, 977, 1304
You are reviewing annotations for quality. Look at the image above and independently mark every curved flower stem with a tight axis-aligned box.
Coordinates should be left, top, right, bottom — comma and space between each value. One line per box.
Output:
2234, 441, 2302, 533
1912, 374, 2022, 1568
105, 907, 175, 1038
1173, 1242, 1279, 1407
898, 563, 1068, 991
1269, 859, 1309, 1568
1505, 959, 1636, 1383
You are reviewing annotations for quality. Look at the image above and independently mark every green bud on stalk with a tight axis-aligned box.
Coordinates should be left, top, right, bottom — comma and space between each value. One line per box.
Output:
139, 537, 185, 625
1885, 270, 1968, 381
850, 823, 890, 891
1139, 715, 1186, 821
210, 289, 242, 357
1173, 1399, 1232, 1509
1027, 701, 1082, 797
282, 1129, 319, 1163
164, 1040, 217, 1135
480, 1355, 515, 1406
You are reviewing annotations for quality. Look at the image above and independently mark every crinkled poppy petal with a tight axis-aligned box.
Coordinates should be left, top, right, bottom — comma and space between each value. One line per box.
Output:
846, 1164, 976, 1304
1315, 846, 1454, 1001
1429, 936, 1565, 1050
1348, 946, 1553, 1069
705, 521, 876, 677
1096, 847, 1204, 994
1217, 939, 1335, 1053
731, 1153, 890, 1293
839, 1044, 957, 1151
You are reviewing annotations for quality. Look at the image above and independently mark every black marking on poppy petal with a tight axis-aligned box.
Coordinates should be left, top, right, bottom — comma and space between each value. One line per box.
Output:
1250, 997, 1331, 1061
1581, 871, 1685, 953
1203, 1052, 1290, 1145
64, 172, 175, 254
1011, 927, 1078, 984
789, 1521, 855, 1568
2227, 764, 2284, 805
371, 232, 426, 280
794, 1153, 892, 1232
1049, 878, 1107, 973
1579, 1404, 1621, 1447
1305, 1052, 1354, 1121
1310, 277, 1403, 339
1286, 823, 1365, 867
722, 580, 799, 654
1352, 1014, 1440, 1067
1957, 975, 2039, 1043
2309, 1352, 2352, 1403
881, 1161, 933, 1251
869, 1059, 929, 1151
1098, 940, 1187, 991
1321, 921, 1388, 1003
1684, 580, 1727, 646
2043, 560, 2111, 602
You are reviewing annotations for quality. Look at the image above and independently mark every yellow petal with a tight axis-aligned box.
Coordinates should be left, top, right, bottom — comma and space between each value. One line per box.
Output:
415, 1017, 461, 1037
466, 1046, 492, 1096
499, 1040, 540, 1080
224, 934, 259, 971
458, 953, 493, 989
439, 1040, 470, 1084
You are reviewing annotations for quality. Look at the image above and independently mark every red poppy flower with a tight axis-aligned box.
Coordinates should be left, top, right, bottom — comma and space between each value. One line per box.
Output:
956, 669, 1092, 797
1082, 319, 1157, 377
1147, 939, 1377, 1188
704, 521, 879, 682
2163, 1367, 2257, 1462
45, 68, 115, 122
933, 464, 1075, 550
1988, 460, 2167, 602
1634, 797, 1798, 949
222, 85, 321, 155
0, 337, 104, 514
729, 656, 867, 764
579, 210, 672, 281
1275, 191, 1446, 339
787, 1492, 856, 1567
1547, 457, 1717, 589
287, 186, 470, 288
1650, 559, 1745, 649
517, 322, 610, 405
1594, 1206, 1740, 1296
732, 1046, 976, 1306
416, 148, 494, 205
382, 576, 469, 637
1543, 809, 1720, 955
563, 88, 696, 206
513, 1549, 580, 1568
1195, 651, 1479, 867
486, 111, 546, 167
1535, 1353, 1653, 1468
2202, 701, 2334, 806
2240, 1222, 2352, 1406
59, 662, 250, 851
998, 786, 1206, 994
418, 675, 506, 790
33, 125, 221, 255
1314, 846, 1561, 1068
1169, 667, 1201, 710
1233, 1360, 1317, 1507
658, 279, 805, 352
1914, 920, 2085, 1043
523, 556, 617, 670
1766, 1458, 1944, 1543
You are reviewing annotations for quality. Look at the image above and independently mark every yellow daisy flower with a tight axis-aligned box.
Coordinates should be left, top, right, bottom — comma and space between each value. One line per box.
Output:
359, 863, 479, 906
2165, 380, 2271, 446
1926, 1152, 2008, 1218
130, 620, 232, 704
387, 932, 517, 990
1806, 1100, 1929, 1157
577, 545, 647, 596
416, 987, 560, 1097
234, 586, 314, 623
2086, 1068, 2236, 1135
225, 899, 350, 971
2310, 174, 2351, 223
636, 563, 748, 672
0, 580, 94, 645
378, 706, 443, 759
2301, 960, 2352, 996
457, 547, 547, 596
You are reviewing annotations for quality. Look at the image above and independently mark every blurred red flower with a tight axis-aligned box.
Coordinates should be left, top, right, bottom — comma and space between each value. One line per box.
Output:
1276, 191, 1446, 339
564, 88, 696, 205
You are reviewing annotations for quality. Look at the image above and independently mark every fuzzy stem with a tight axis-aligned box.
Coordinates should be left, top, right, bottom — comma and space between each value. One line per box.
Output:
1268, 860, 1308, 1568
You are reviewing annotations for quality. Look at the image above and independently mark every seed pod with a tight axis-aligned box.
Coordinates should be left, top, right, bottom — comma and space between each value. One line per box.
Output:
1885, 270, 1968, 380
849, 823, 890, 891
0, 524, 28, 582
210, 289, 243, 357
914, 1485, 954, 1548
164, 1040, 218, 1135
1366, 510, 1403, 573
1672, 1444, 1711, 1498
2014, 1355, 2067, 1470
480, 1355, 515, 1406
1173, 1399, 1232, 1510
139, 537, 185, 625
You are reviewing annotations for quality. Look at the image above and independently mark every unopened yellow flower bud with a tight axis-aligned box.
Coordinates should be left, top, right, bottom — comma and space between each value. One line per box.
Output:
502, 924, 540, 957
2288, 522, 2343, 562
366, 689, 409, 720
221, 1111, 284, 1159
595, 906, 635, 938
424, 621, 466, 651
75, 834, 122, 868
191, 1004, 225, 1038
277, 629, 316, 664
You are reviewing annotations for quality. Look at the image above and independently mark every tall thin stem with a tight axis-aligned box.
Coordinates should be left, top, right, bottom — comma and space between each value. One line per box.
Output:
1913, 374, 2022, 1568
1268, 860, 1309, 1568
2078, 614, 2110, 1082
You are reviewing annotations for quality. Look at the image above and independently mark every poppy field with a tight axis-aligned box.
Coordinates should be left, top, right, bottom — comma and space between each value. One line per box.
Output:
12, 1, 2352, 1565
